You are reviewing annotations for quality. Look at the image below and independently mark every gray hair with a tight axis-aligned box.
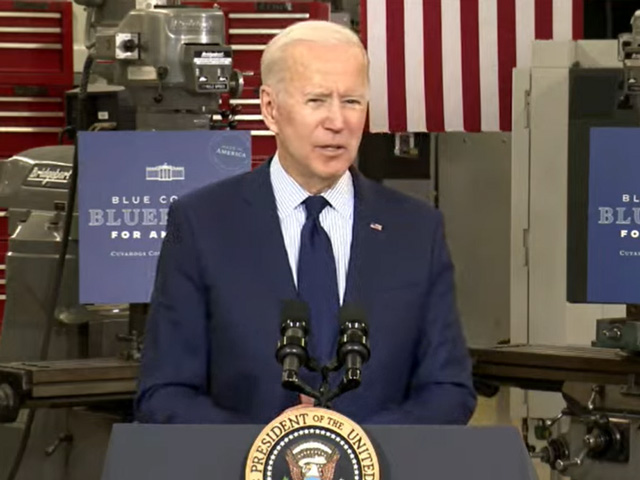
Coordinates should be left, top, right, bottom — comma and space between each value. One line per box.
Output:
260, 20, 369, 91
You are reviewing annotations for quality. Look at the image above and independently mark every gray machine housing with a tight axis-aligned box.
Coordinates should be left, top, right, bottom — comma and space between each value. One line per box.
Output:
0, 146, 130, 480
91, 5, 242, 117
0, 0, 242, 476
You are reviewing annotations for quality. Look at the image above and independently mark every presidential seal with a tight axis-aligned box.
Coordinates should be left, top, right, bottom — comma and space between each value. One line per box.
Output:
245, 407, 379, 480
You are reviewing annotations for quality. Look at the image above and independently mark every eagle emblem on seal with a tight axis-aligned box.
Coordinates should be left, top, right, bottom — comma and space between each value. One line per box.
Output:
284, 440, 340, 480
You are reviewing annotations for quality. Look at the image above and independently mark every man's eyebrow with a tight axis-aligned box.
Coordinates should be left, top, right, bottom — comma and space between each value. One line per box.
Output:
303, 91, 367, 99
303, 90, 331, 97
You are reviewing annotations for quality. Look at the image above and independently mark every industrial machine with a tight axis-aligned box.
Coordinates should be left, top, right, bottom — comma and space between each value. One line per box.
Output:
0, 0, 242, 478
472, 345, 640, 479
79, 0, 243, 130
470, 12, 640, 480
618, 9, 640, 105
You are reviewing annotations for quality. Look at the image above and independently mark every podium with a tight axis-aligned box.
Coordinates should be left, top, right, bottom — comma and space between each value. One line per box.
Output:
100, 423, 537, 479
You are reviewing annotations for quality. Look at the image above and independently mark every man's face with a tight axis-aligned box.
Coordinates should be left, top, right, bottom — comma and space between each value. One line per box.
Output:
260, 41, 369, 192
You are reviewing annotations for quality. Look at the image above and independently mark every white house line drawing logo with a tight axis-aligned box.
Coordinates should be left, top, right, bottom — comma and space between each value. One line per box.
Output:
145, 164, 185, 181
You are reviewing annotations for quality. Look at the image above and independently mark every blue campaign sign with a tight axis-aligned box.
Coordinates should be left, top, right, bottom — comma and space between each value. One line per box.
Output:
587, 127, 640, 303
78, 130, 252, 304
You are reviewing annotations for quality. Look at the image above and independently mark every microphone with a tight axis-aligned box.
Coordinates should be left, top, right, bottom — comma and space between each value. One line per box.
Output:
337, 304, 370, 389
276, 300, 310, 387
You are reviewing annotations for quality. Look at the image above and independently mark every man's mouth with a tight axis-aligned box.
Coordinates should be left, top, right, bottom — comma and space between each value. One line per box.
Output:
317, 145, 345, 154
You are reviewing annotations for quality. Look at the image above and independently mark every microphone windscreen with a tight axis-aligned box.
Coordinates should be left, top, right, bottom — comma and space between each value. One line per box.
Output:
338, 304, 367, 326
281, 300, 310, 323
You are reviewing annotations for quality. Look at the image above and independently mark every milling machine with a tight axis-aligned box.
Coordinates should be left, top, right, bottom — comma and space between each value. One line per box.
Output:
471, 12, 640, 480
0, 0, 242, 478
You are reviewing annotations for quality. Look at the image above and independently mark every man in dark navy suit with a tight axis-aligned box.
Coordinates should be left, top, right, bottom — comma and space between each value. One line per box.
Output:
135, 20, 476, 425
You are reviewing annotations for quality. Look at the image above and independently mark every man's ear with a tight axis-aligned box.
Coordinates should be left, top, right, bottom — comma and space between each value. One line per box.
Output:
260, 85, 279, 134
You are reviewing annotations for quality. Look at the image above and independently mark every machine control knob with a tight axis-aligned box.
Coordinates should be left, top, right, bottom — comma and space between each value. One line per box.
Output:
536, 437, 570, 469
121, 38, 138, 53
156, 66, 169, 81
230, 70, 244, 98
584, 429, 610, 454
603, 326, 622, 340
0, 383, 19, 423
582, 420, 624, 460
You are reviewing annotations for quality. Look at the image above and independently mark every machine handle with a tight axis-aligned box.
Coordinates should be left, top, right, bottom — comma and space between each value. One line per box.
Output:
0, 112, 64, 118
555, 448, 587, 472
0, 127, 62, 133
0, 42, 62, 49
0, 12, 60, 19
0, 97, 61, 103
587, 385, 603, 411
231, 44, 266, 51
228, 13, 309, 19
544, 411, 565, 429
44, 433, 73, 456
229, 28, 283, 35
0, 27, 61, 33
230, 99, 260, 105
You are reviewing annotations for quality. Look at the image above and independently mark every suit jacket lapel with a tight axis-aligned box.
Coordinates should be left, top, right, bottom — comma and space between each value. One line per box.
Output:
344, 169, 385, 309
242, 160, 297, 302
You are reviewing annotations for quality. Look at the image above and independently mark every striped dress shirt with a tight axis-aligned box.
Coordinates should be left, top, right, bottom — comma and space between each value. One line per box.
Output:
270, 154, 354, 304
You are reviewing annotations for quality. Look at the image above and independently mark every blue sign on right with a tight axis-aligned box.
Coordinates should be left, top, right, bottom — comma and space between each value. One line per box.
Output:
588, 127, 640, 303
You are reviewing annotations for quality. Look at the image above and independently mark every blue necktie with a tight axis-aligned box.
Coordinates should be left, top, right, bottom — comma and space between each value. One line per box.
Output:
297, 196, 339, 364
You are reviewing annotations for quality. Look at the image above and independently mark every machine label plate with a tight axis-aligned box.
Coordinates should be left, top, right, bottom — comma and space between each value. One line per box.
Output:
194, 50, 232, 66
127, 65, 157, 81
24, 164, 72, 189
256, 2, 293, 12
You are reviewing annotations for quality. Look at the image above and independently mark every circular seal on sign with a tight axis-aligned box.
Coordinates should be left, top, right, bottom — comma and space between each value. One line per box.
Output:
245, 407, 379, 480
207, 130, 251, 172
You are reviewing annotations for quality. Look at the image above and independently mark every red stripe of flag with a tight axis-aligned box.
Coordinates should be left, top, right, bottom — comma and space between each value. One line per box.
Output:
497, 0, 516, 131
460, 0, 481, 132
535, 0, 553, 39
386, 0, 407, 132
572, 0, 584, 39
424, 0, 444, 132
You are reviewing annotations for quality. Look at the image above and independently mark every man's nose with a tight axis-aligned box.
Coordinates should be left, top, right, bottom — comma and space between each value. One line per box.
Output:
323, 101, 345, 132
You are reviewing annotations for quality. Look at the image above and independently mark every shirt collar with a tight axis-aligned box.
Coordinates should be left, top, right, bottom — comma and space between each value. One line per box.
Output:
270, 152, 353, 220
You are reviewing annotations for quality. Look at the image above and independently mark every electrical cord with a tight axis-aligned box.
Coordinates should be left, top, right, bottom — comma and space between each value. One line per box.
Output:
57, 125, 75, 145
5, 54, 94, 480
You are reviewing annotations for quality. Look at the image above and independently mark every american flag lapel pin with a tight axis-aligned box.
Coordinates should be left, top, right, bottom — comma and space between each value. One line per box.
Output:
370, 222, 383, 231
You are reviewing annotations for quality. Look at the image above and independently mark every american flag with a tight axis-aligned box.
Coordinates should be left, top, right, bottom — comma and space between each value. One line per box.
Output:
361, 0, 584, 132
